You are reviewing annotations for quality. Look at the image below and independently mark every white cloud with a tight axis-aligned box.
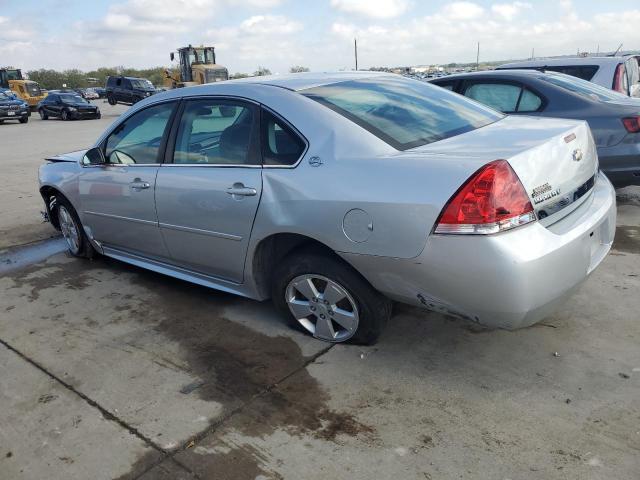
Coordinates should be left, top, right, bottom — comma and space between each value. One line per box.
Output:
239, 15, 302, 35
491, 2, 531, 21
441, 2, 484, 20
330, 0, 409, 19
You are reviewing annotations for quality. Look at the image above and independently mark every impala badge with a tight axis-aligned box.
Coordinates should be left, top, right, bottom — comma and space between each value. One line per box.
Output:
531, 183, 561, 205
572, 148, 583, 162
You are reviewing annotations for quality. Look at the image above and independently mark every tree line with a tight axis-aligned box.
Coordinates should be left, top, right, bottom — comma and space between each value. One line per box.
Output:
26, 65, 310, 89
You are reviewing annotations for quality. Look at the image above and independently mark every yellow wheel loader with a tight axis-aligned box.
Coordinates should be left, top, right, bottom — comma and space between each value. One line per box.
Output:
0, 68, 47, 110
164, 45, 229, 89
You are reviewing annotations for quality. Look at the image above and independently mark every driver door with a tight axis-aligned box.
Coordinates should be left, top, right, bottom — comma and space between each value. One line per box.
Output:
79, 101, 177, 259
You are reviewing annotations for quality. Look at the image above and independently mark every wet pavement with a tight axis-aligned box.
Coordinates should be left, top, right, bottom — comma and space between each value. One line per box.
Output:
0, 204, 639, 479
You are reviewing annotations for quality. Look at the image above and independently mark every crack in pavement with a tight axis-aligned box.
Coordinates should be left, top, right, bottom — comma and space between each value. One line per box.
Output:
0, 334, 335, 480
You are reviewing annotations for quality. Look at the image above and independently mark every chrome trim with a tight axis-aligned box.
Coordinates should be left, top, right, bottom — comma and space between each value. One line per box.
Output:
84, 210, 157, 226
159, 222, 242, 241
536, 174, 596, 220
160, 163, 262, 169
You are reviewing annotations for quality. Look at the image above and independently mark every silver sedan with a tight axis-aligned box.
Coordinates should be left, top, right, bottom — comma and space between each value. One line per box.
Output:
38, 72, 616, 344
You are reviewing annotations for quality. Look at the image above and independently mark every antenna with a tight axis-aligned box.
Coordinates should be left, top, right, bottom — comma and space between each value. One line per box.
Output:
476, 42, 480, 71
613, 43, 623, 56
354, 38, 358, 71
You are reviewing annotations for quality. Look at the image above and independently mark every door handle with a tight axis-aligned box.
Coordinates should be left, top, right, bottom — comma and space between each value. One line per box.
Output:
226, 184, 257, 197
130, 180, 150, 190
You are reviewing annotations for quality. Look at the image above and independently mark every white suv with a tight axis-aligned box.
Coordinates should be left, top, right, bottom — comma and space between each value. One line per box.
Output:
498, 55, 640, 98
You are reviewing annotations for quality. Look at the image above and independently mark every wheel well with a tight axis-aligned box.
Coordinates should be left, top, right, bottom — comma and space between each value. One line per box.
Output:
39, 186, 68, 230
252, 233, 336, 299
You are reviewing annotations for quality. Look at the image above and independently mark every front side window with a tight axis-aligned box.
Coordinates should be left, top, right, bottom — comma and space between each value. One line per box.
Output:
464, 82, 543, 113
173, 100, 256, 165
302, 76, 502, 151
105, 102, 175, 164
261, 110, 306, 166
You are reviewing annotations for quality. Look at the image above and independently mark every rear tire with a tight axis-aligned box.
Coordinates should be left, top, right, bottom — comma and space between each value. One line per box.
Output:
39, 109, 48, 120
272, 248, 391, 345
54, 197, 96, 259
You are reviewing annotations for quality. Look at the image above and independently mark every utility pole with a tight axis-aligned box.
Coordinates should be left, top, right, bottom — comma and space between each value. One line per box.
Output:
531, 48, 534, 59
354, 38, 358, 71
476, 42, 480, 71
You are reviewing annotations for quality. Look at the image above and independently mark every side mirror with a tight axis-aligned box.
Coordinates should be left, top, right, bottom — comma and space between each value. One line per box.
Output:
83, 147, 106, 165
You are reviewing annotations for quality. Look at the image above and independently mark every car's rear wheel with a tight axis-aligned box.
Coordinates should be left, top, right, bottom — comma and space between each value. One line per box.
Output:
39, 109, 48, 120
55, 197, 96, 259
272, 249, 391, 344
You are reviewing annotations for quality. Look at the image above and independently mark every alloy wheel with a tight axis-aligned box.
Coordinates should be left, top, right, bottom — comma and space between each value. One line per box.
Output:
58, 205, 81, 254
285, 274, 359, 342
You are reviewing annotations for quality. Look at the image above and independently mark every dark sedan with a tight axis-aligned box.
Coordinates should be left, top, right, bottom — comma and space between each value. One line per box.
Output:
37, 93, 101, 121
0, 90, 30, 124
430, 70, 640, 187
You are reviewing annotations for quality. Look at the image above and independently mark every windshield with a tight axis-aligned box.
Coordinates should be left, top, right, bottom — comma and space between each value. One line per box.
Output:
25, 82, 42, 96
59, 94, 88, 104
302, 76, 503, 150
204, 68, 228, 83
131, 79, 154, 89
542, 72, 629, 102
0, 91, 15, 100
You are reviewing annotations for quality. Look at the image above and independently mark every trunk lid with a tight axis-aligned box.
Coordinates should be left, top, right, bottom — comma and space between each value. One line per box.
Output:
413, 115, 598, 222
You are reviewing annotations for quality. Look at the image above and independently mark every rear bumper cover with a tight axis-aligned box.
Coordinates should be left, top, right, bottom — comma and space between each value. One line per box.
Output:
598, 142, 640, 187
341, 172, 616, 329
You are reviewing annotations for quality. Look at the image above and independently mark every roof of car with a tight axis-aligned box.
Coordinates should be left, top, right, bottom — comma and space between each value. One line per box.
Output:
430, 69, 548, 81
498, 56, 629, 69
227, 71, 394, 91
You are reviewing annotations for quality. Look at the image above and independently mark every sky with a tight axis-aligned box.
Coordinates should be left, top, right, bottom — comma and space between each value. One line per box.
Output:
2, 0, 640, 74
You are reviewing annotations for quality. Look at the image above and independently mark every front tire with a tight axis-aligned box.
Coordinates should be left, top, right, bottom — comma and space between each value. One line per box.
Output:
61, 110, 69, 121
39, 109, 48, 120
55, 197, 96, 259
272, 248, 392, 344
107, 95, 117, 106
19, 116, 28, 124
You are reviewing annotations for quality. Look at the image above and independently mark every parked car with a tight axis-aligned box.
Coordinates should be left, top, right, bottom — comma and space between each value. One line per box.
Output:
37, 92, 100, 120
429, 69, 640, 187
0, 89, 30, 124
93, 87, 107, 99
81, 88, 100, 100
38, 72, 615, 344
497, 56, 640, 97
105, 76, 156, 106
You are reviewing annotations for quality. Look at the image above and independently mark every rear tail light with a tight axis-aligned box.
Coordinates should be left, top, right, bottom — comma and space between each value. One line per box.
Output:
435, 160, 536, 235
622, 116, 640, 133
613, 64, 627, 94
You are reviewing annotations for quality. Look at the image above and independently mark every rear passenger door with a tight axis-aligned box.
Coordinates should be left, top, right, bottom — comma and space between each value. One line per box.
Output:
461, 80, 544, 114
155, 98, 263, 282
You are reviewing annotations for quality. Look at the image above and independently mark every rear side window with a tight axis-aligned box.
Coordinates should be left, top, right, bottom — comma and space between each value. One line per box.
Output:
302, 77, 502, 151
545, 65, 599, 81
464, 83, 542, 113
626, 58, 639, 85
261, 110, 306, 166
542, 73, 628, 101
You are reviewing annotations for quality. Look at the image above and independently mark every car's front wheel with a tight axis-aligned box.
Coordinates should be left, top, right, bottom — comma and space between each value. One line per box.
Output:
55, 197, 96, 259
61, 110, 69, 121
39, 109, 48, 120
107, 95, 117, 105
272, 248, 392, 344
19, 116, 28, 124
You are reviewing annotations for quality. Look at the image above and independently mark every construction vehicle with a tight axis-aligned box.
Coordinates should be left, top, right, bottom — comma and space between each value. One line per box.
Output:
164, 45, 229, 88
0, 67, 47, 109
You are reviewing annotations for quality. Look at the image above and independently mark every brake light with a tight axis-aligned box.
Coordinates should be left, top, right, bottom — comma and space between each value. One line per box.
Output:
613, 64, 626, 94
622, 116, 640, 133
435, 160, 536, 235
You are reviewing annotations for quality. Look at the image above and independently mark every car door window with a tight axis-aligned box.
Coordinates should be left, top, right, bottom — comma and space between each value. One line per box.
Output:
105, 102, 175, 164
464, 82, 542, 113
261, 110, 306, 166
434, 81, 456, 91
517, 89, 542, 112
173, 100, 257, 165
465, 83, 521, 112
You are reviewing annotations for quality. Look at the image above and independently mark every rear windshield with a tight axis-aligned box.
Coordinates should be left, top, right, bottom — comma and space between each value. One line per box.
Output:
542, 72, 628, 102
545, 65, 599, 81
301, 77, 503, 150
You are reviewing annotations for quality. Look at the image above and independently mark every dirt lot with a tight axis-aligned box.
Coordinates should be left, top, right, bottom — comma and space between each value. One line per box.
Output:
0, 103, 639, 480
